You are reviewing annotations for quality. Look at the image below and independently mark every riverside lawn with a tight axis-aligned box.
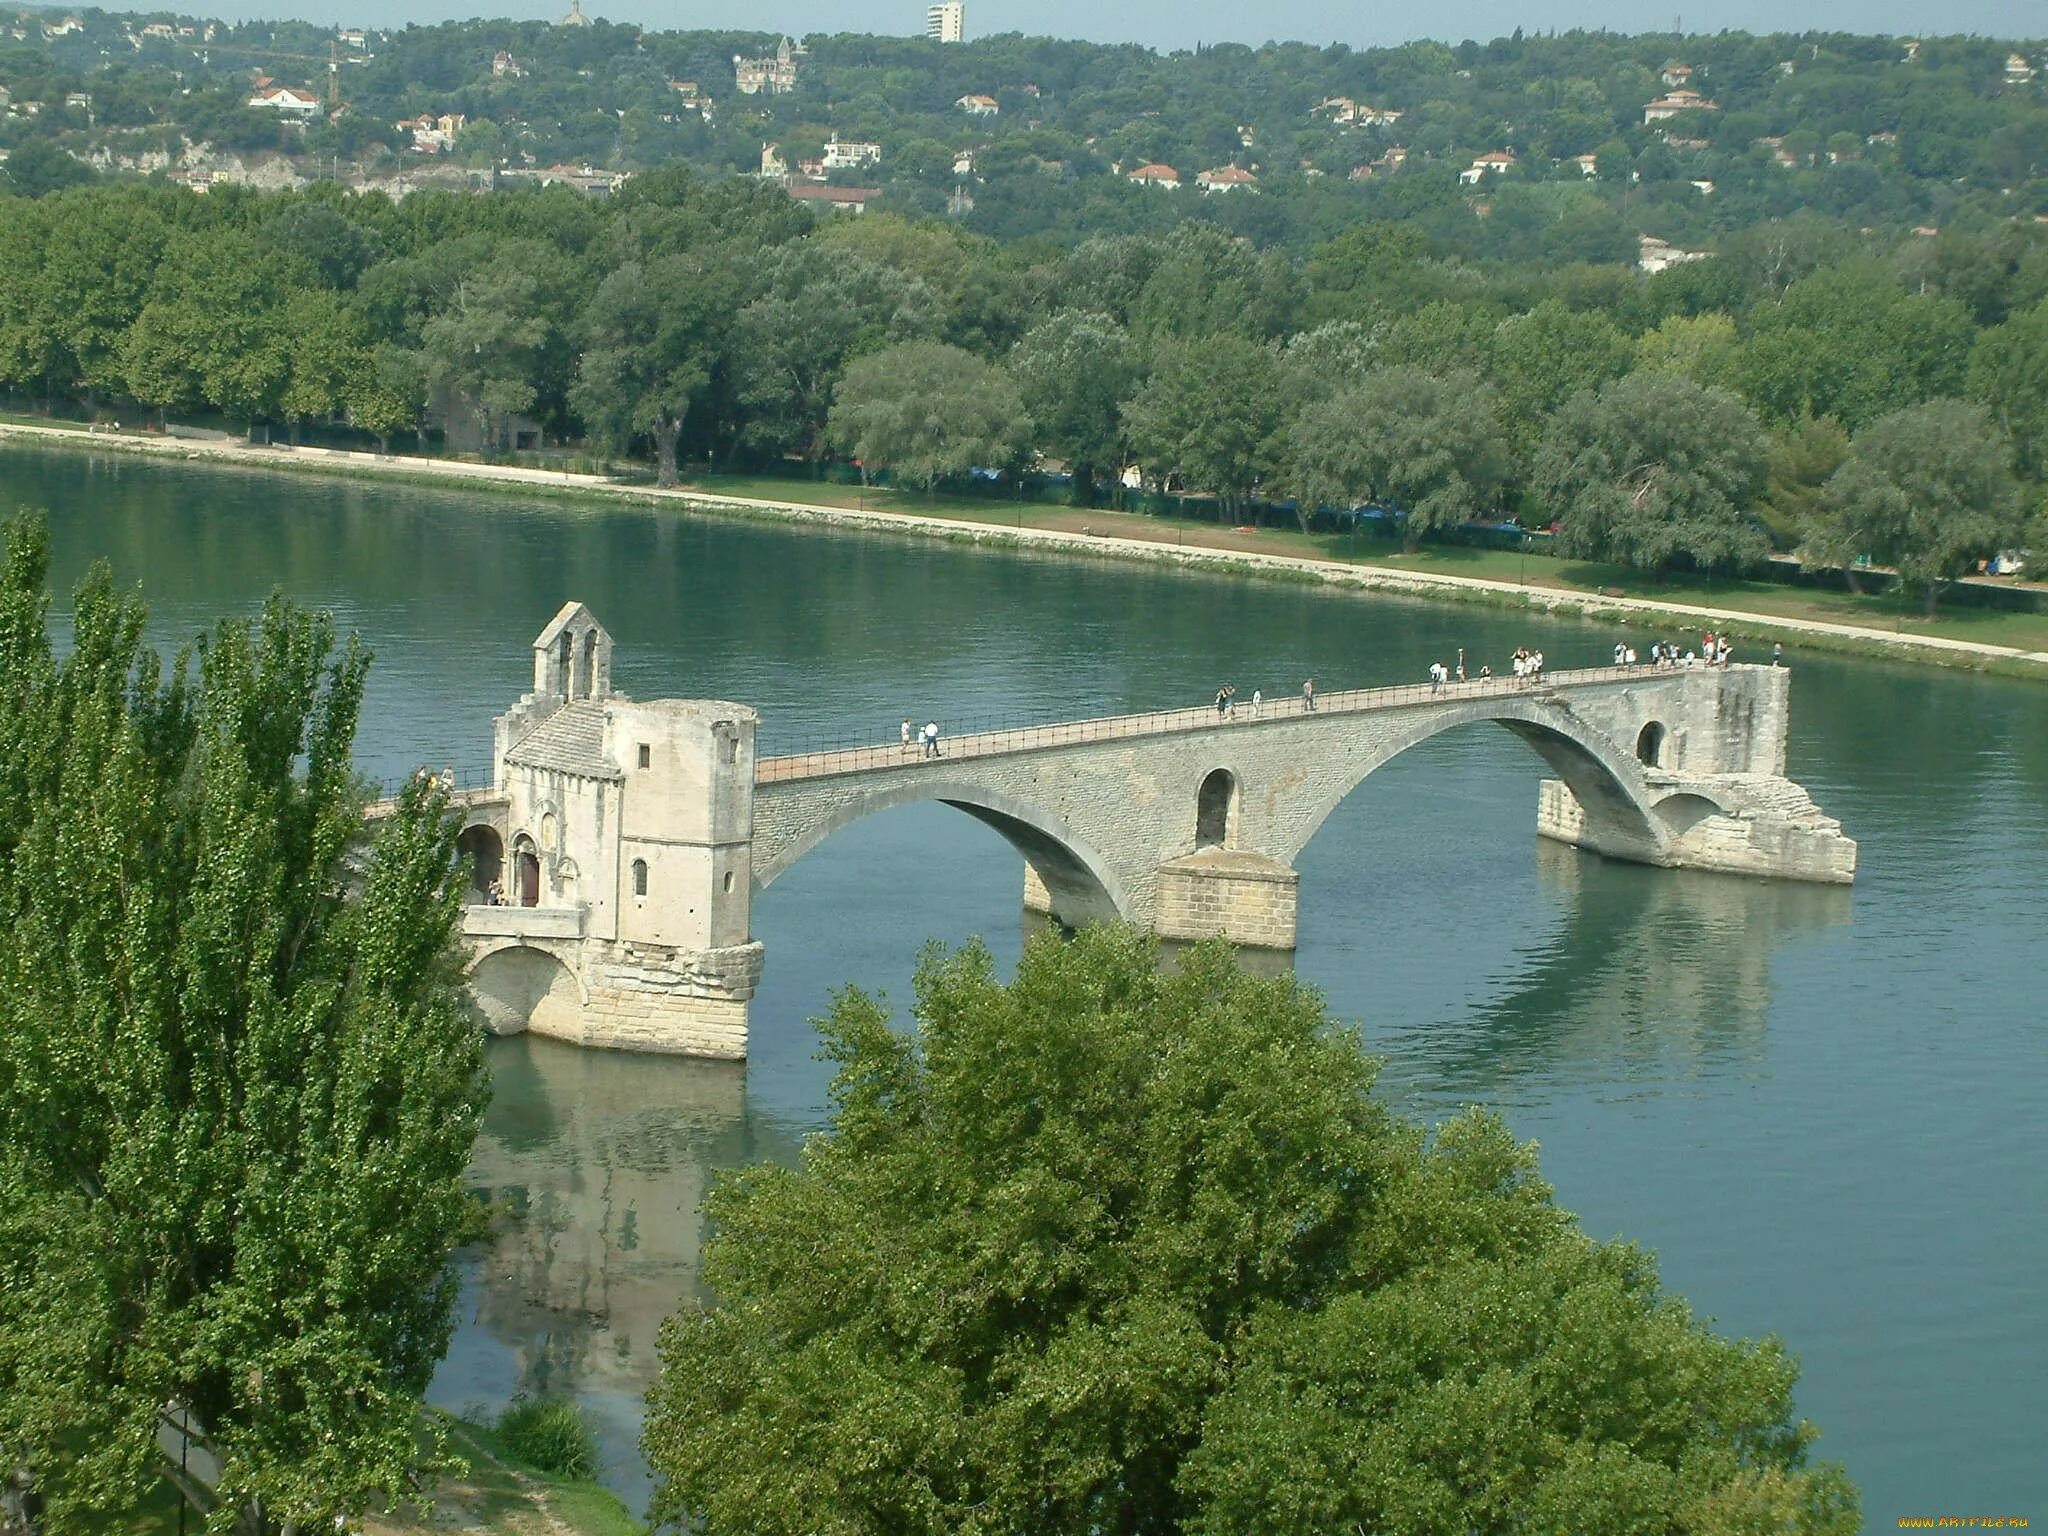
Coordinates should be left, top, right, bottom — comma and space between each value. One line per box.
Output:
3, 418, 2043, 674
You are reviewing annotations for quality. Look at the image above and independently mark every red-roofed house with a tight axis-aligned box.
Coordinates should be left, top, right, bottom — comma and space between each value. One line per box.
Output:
1196, 164, 1256, 192
1126, 162, 1180, 188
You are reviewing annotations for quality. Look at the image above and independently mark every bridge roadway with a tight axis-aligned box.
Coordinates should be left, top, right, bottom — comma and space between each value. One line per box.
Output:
758, 665, 1645, 783
425, 604, 1858, 1059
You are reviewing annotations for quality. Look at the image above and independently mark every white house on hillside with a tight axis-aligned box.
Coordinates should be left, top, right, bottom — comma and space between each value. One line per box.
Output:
249, 85, 322, 117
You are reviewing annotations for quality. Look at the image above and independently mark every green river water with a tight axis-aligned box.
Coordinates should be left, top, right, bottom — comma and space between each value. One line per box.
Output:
8, 444, 2045, 1529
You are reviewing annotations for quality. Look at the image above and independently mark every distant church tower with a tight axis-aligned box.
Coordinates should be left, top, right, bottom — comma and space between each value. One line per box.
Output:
557, 0, 592, 26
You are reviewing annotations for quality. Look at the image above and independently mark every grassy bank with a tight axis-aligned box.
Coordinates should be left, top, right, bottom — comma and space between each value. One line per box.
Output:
6, 421, 2044, 678
112, 1412, 644, 1536
670, 471, 2048, 656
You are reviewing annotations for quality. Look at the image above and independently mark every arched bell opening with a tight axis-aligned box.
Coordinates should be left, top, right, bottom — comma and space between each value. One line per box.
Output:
512, 834, 542, 907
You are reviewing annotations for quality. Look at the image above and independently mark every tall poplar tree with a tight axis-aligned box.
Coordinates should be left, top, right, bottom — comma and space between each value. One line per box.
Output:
0, 515, 488, 1536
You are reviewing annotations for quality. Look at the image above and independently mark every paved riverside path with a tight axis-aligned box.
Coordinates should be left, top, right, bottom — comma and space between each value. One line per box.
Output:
6, 419, 2043, 677
756, 665, 1639, 783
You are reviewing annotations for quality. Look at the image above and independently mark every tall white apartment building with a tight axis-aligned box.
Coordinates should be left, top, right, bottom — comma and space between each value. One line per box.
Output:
927, 2, 964, 42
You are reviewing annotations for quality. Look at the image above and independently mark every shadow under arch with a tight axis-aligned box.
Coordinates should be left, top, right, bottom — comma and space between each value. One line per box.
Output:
1274, 696, 1671, 869
753, 777, 1132, 929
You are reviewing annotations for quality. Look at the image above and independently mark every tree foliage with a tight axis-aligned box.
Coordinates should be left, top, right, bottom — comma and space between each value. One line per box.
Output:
1536, 371, 1770, 571
1286, 366, 1510, 547
0, 514, 488, 1535
1124, 335, 1284, 518
828, 340, 1032, 492
1009, 310, 1137, 503
1806, 399, 2022, 611
643, 928, 1857, 1536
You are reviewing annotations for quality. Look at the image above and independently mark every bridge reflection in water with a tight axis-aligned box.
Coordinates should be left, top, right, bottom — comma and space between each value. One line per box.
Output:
426, 1038, 799, 1503
1406, 841, 1853, 1101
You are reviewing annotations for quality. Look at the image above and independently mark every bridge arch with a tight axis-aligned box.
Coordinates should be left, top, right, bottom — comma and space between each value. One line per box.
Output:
1273, 696, 1671, 869
468, 943, 584, 1037
753, 777, 1132, 929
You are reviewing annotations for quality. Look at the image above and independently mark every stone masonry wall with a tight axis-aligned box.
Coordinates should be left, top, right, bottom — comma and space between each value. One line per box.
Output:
1153, 849, 1300, 948
753, 672, 1705, 935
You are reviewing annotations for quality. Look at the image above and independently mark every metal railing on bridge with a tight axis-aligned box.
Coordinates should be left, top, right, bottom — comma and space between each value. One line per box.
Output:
755, 662, 1670, 784
363, 762, 499, 815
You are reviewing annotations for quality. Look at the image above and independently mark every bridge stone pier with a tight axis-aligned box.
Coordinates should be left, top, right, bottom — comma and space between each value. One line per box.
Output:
432, 603, 1856, 1058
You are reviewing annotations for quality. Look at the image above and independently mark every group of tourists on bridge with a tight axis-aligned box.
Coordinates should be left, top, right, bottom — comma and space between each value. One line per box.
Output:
900, 717, 945, 757
890, 629, 1793, 762
1641, 631, 1735, 668
1212, 680, 1321, 718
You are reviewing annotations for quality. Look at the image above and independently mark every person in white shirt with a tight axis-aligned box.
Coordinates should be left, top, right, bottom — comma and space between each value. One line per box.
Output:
922, 721, 941, 758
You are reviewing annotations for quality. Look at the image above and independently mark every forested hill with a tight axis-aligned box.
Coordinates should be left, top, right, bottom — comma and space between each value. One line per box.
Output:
2, 10, 2046, 252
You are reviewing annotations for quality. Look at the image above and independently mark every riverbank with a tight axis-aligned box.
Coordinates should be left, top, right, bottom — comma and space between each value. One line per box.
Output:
118, 1413, 643, 1536
6, 418, 2044, 681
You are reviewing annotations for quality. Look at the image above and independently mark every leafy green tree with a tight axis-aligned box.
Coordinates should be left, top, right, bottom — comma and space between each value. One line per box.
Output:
0, 515, 488, 1535
1009, 310, 1137, 505
1287, 367, 1510, 548
353, 342, 427, 454
1632, 312, 1740, 388
1487, 299, 1634, 454
0, 138, 97, 198
1124, 335, 1286, 520
1966, 298, 2048, 479
258, 200, 385, 290
1806, 399, 2022, 612
1131, 223, 1304, 341
0, 201, 62, 403
571, 255, 731, 486
277, 289, 377, 442
1762, 415, 1851, 549
1534, 371, 1771, 572
1732, 266, 1975, 432
34, 187, 172, 404
731, 243, 936, 469
828, 341, 1032, 492
120, 295, 211, 423
420, 257, 550, 452
643, 928, 1858, 1536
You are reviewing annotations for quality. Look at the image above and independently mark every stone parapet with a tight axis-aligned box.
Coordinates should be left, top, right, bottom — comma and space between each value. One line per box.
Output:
462, 904, 584, 940
1153, 849, 1300, 949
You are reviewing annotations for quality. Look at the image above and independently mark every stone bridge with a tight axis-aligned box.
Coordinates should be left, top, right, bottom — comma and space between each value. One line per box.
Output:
426, 603, 1856, 1059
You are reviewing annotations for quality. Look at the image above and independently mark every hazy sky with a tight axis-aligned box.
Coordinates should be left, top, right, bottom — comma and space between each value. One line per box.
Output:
213, 0, 2040, 46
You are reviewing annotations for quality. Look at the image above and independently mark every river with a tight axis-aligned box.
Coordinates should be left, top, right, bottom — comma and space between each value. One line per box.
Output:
10, 445, 2046, 1530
